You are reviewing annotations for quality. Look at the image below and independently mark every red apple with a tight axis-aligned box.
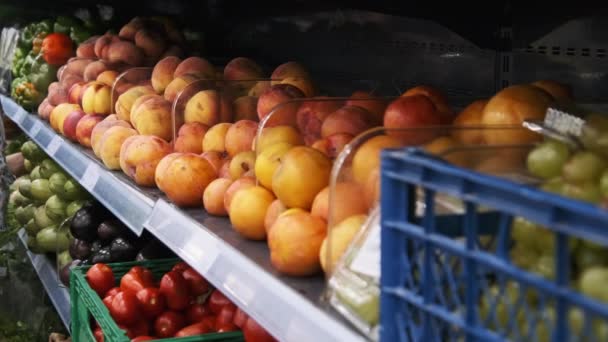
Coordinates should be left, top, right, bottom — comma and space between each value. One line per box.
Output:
76, 114, 104, 147
383, 94, 441, 145
63, 110, 86, 141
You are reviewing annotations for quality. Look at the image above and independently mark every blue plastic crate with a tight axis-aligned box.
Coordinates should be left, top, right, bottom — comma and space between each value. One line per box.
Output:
379, 147, 608, 342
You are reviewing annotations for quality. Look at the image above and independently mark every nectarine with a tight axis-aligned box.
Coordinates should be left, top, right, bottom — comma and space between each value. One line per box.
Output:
155, 153, 218, 207
203, 178, 233, 216
120, 135, 173, 186
319, 214, 367, 274
174, 122, 209, 154
229, 186, 275, 240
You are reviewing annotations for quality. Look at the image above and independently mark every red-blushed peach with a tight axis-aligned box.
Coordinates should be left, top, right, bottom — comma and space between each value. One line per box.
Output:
351, 135, 402, 186
184, 90, 233, 126
152, 56, 182, 94
321, 105, 373, 138
228, 151, 256, 180
96, 70, 119, 87
248, 81, 271, 97
155, 153, 218, 207
401, 85, 453, 124
279, 77, 316, 97
119, 135, 173, 187
62, 110, 86, 141
384, 95, 442, 145
345, 91, 387, 126
164, 74, 200, 103
257, 84, 304, 127
50, 103, 81, 133
81, 81, 112, 116
264, 199, 287, 233
233, 96, 259, 122
270, 61, 310, 85
311, 182, 368, 226
229, 186, 276, 240
115, 85, 157, 122
174, 122, 209, 154
203, 178, 233, 216
174, 56, 215, 79
76, 114, 104, 147
451, 99, 488, 145
225, 120, 258, 157
201, 151, 225, 173
296, 98, 343, 145
224, 57, 264, 80
96, 126, 138, 169
218, 158, 232, 179
130, 95, 173, 141
91, 115, 133, 156
223, 176, 256, 214
310, 133, 354, 159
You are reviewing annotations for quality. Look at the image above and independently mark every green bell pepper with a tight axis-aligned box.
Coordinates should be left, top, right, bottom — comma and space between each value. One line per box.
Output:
53, 16, 80, 35
18, 51, 37, 77
29, 58, 57, 91
70, 25, 92, 45
11, 80, 44, 111
11, 46, 25, 77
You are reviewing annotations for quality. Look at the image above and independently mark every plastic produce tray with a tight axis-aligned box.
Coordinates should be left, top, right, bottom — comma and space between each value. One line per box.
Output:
70, 258, 244, 342
379, 148, 608, 342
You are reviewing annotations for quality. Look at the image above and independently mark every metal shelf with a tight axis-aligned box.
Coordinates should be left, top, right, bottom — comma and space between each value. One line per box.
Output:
17, 229, 71, 331
1, 95, 366, 342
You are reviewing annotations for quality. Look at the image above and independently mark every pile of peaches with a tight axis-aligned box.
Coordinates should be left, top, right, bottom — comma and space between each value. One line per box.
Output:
31, 13, 575, 277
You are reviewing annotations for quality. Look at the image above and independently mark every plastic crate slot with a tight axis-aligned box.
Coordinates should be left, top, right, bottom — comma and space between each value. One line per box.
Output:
582, 48, 591, 57
567, 48, 576, 56
597, 48, 606, 58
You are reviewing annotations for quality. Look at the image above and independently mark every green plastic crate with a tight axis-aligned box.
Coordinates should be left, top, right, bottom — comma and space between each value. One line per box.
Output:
70, 258, 244, 342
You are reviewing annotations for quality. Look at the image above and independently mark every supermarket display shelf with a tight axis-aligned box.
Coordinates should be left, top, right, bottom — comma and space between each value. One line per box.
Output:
1, 95, 366, 342
17, 229, 71, 331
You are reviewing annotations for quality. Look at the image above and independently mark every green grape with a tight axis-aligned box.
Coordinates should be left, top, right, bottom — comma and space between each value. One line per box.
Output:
562, 151, 607, 183
527, 140, 571, 179
579, 267, 608, 303
511, 244, 541, 270
541, 177, 566, 194
561, 181, 602, 204
575, 244, 608, 271
580, 114, 608, 157
511, 217, 541, 247
600, 170, 608, 198
532, 253, 555, 279
568, 307, 585, 335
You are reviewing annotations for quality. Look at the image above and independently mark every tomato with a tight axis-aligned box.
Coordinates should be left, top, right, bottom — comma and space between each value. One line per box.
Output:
233, 307, 248, 328
110, 291, 140, 325
215, 304, 238, 332
106, 287, 121, 298
182, 268, 210, 296
243, 318, 277, 342
136, 288, 166, 319
86, 263, 116, 297
121, 266, 155, 295
117, 324, 136, 339
93, 326, 104, 342
207, 290, 232, 314
159, 271, 190, 310
131, 337, 155, 342
175, 322, 212, 337
200, 315, 217, 332
154, 311, 186, 338
128, 319, 150, 337
172, 262, 190, 274
185, 303, 210, 324
41, 33, 73, 66
102, 294, 114, 311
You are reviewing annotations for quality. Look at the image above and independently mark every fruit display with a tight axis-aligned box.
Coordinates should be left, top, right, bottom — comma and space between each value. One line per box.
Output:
83, 261, 275, 341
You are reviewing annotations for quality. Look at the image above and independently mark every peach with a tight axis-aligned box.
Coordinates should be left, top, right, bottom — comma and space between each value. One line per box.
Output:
119, 135, 172, 186
229, 151, 256, 180
224, 177, 256, 214
94, 34, 113, 59
451, 99, 488, 145
130, 94, 160, 121
82, 82, 112, 115
118, 17, 145, 40
202, 123, 232, 153
352, 135, 402, 185
320, 214, 367, 274
363, 167, 380, 209
224, 57, 264, 80
162, 45, 184, 59
218, 158, 232, 179
115, 85, 156, 122
91, 116, 132, 156
296, 98, 343, 145
153, 152, 181, 184
203, 178, 233, 216
402, 85, 453, 123
248, 81, 271, 97
155, 153, 218, 207
384, 95, 442, 144
107, 40, 144, 66
47, 82, 69, 106
83, 60, 109, 82
255, 125, 303, 153
37, 98, 54, 121
279, 77, 315, 97
152, 56, 182, 94
310, 133, 353, 159
268, 210, 327, 276
135, 28, 167, 59
531, 80, 573, 101
233, 96, 259, 122
257, 84, 305, 127
270, 61, 310, 85
96, 126, 138, 169
67, 81, 87, 105
423, 136, 469, 167
481, 84, 553, 145
62, 110, 86, 141
174, 57, 215, 79
311, 182, 368, 226
321, 105, 372, 138
76, 114, 104, 147
50, 103, 81, 133
201, 151, 225, 173
76, 36, 98, 58
184, 90, 233, 126
265, 199, 287, 233
130, 96, 173, 141
272, 146, 332, 209
255, 142, 293, 190
96, 70, 119, 87
225, 120, 258, 157
229, 186, 276, 240
346, 91, 387, 126
164, 74, 199, 103
174, 122, 209, 154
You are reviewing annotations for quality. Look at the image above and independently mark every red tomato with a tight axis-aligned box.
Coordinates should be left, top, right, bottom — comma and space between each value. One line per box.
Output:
185, 303, 210, 324
200, 315, 217, 332
102, 294, 114, 311
93, 327, 104, 342
128, 319, 150, 337
175, 322, 212, 337
131, 337, 155, 342
243, 318, 277, 342
216, 304, 238, 332
106, 287, 121, 298
117, 324, 136, 339
159, 271, 190, 310
136, 288, 166, 319
41, 33, 73, 66
233, 307, 248, 328
86, 263, 116, 297
121, 266, 155, 294
154, 311, 186, 338
207, 290, 232, 314
110, 291, 140, 325
172, 262, 190, 274
182, 268, 210, 296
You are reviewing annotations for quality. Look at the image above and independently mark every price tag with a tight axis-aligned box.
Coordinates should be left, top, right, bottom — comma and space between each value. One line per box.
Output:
349, 216, 381, 280
544, 108, 585, 137
30, 120, 42, 137
81, 163, 100, 192
47, 136, 62, 156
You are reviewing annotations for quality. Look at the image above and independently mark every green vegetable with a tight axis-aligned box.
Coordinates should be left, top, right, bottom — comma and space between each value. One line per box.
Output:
9, 175, 29, 193
11, 79, 44, 111
27, 235, 43, 254
18, 177, 32, 198
4, 201, 20, 231
39, 159, 61, 179
57, 250, 72, 268
29, 58, 57, 91
63, 179, 89, 201
20, 141, 45, 163
66, 200, 86, 217
18, 52, 37, 77
30, 179, 53, 202
45, 195, 67, 222
4, 139, 22, 155
70, 25, 92, 45
15, 204, 35, 225
36, 225, 70, 253
30, 166, 41, 180
53, 16, 79, 35
49, 172, 68, 197
23, 159, 33, 172
25, 218, 41, 235
34, 204, 57, 228
9, 191, 30, 207
11, 46, 26, 76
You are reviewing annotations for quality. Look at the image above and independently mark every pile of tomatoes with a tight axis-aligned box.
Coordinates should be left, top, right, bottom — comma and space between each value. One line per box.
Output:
85, 262, 276, 341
